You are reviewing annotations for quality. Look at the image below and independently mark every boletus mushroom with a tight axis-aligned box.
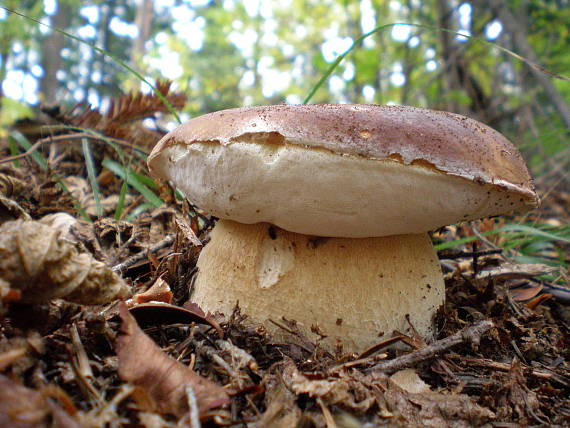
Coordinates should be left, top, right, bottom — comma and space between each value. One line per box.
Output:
148, 105, 538, 352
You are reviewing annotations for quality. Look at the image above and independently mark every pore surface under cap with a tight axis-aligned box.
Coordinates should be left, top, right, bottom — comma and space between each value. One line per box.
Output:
148, 105, 538, 238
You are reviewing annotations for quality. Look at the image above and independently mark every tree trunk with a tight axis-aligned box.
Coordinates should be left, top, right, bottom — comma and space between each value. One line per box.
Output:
131, 0, 154, 67
39, 0, 72, 105
489, 0, 570, 129
436, 0, 464, 114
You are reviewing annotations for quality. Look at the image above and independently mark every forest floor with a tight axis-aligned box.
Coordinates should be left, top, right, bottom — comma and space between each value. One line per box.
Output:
0, 90, 568, 427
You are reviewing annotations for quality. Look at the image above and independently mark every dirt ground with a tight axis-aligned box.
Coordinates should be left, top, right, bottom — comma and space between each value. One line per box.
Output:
0, 92, 568, 427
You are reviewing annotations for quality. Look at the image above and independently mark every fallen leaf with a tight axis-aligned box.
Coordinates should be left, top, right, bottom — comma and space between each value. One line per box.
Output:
282, 361, 375, 413
508, 280, 543, 301
389, 369, 431, 394
132, 277, 173, 305
128, 302, 223, 337
0, 219, 130, 308
385, 389, 495, 427
116, 302, 229, 417
0, 374, 80, 428
175, 213, 202, 246
476, 263, 556, 281
257, 381, 301, 428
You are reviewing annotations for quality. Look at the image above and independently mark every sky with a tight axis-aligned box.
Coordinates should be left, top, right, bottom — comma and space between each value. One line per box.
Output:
1, 0, 503, 108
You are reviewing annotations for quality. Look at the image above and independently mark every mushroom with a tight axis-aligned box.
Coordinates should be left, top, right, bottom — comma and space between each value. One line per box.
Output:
148, 105, 538, 352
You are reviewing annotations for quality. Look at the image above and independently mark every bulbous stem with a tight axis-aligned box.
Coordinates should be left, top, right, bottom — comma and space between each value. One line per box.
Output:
192, 220, 445, 352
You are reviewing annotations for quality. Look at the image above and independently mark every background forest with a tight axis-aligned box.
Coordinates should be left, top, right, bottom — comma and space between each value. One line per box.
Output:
1, 0, 569, 174
0, 1, 569, 426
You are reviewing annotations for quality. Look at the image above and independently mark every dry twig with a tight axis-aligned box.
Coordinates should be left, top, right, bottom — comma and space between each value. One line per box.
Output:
451, 355, 570, 387
0, 132, 147, 166
367, 320, 494, 375
112, 234, 175, 274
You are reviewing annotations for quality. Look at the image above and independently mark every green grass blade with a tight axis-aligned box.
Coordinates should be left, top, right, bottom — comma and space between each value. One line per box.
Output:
81, 138, 103, 217
129, 170, 158, 189
102, 158, 163, 208
434, 234, 485, 251
434, 223, 570, 252
115, 180, 129, 220
10, 130, 48, 170
125, 202, 156, 222
498, 224, 570, 244
7, 137, 20, 167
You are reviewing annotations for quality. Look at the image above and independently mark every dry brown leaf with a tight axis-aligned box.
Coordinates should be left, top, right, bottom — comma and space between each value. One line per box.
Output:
116, 302, 229, 418
0, 219, 130, 309
39, 213, 79, 241
282, 362, 376, 413
0, 374, 81, 428
508, 280, 544, 301
389, 369, 431, 394
283, 362, 495, 426
68, 80, 186, 148
257, 381, 301, 428
174, 213, 202, 246
476, 263, 557, 280
131, 277, 173, 305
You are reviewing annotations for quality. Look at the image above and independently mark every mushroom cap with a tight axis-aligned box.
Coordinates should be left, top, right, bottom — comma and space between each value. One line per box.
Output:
148, 104, 539, 238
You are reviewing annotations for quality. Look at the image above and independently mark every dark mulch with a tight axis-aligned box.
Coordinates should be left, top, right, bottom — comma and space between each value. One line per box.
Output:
0, 95, 568, 427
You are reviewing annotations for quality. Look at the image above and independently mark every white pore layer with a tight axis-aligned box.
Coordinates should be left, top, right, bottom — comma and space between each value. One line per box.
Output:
161, 141, 525, 238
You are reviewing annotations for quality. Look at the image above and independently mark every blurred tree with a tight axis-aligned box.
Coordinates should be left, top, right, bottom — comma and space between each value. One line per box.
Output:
0, 0, 567, 183
131, 0, 153, 67
40, 0, 75, 105
0, 0, 44, 101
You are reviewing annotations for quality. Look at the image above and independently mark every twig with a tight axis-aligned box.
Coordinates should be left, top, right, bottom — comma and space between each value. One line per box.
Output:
0, 348, 27, 371
317, 397, 338, 428
438, 248, 503, 260
366, 320, 494, 375
184, 385, 201, 428
451, 355, 570, 387
69, 323, 102, 403
1, 132, 147, 165
112, 234, 175, 274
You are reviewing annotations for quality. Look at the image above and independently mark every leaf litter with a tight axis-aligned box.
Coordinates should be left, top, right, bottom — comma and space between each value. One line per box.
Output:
0, 85, 568, 426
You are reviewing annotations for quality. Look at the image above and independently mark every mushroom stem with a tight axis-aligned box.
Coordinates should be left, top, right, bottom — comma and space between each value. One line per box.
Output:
192, 220, 445, 352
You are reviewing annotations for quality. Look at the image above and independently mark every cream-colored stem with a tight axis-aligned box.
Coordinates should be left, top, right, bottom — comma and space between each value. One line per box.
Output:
192, 220, 445, 352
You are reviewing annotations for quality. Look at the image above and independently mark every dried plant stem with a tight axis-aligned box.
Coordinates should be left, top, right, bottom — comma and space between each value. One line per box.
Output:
112, 234, 175, 274
453, 355, 570, 387
2, 133, 146, 166
184, 385, 201, 428
367, 320, 494, 375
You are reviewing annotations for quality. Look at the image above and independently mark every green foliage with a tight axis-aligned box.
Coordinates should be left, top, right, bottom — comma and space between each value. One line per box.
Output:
434, 222, 570, 272
101, 158, 163, 209
0, 98, 33, 137
81, 138, 103, 217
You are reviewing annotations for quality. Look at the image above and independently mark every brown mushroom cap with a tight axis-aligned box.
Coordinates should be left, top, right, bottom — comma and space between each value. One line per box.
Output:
148, 104, 538, 238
